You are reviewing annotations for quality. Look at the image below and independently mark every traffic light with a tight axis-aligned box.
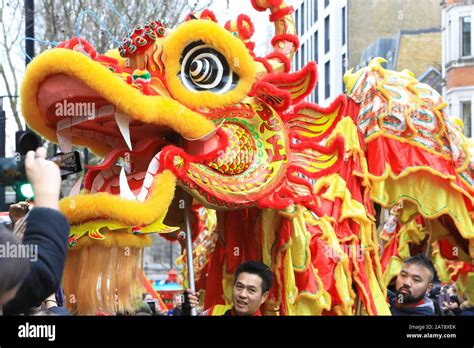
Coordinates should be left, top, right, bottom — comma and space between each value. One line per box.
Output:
17, 182, 34, 200
15, 130, 42, 156
14, 130, 42, 201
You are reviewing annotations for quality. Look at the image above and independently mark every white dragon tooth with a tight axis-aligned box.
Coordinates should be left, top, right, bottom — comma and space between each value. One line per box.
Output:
98, 105, 115, 118
71, 116, 86, 125
142, 172, 154, 189
137, 188, 149, 202
56, 130, 72, 153
91, 173, 105, 192
115, 111, 133, 151
68, 175, 83, 197
57, 118, 72, 131
119, 167, 137, 201
147, 156, 160, 175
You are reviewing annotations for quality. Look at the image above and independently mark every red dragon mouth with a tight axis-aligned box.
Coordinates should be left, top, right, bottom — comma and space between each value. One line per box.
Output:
29, 69, 228, 228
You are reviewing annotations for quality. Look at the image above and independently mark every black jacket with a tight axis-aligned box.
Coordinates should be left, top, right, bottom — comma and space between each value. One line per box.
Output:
387, 289, 435, 316
4, 208, 69, 315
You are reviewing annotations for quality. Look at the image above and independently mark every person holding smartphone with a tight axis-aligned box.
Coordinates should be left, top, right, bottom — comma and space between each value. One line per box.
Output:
3, 147, 70, 315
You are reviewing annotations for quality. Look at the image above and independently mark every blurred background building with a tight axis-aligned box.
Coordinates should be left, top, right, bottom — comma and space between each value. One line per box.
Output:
442, 0, 474, 137
291, 0, 442, 105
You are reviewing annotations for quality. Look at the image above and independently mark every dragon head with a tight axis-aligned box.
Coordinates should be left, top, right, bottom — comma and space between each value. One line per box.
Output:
21, 0, 339, 235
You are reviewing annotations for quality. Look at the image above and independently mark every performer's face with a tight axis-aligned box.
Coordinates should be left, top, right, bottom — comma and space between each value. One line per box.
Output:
232, 272, 269, 316
395, 263, 433, 304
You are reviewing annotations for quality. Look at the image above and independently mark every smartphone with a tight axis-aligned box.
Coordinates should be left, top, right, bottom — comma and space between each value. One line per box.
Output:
47, 151, 83, 179
147, 300, 156, 315
181, 291, 192, 316
0, 151, 82, 186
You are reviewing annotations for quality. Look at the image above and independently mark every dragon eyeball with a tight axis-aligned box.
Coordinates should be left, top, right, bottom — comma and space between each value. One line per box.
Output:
180, 41, 239, 94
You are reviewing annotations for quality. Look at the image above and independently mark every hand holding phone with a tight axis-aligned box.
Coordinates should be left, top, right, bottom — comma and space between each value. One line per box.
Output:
47, 151, 82, 180
0, 150, 82, 186
25, 148, 61, 210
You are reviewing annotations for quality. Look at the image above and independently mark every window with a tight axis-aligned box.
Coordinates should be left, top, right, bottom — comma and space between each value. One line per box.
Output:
342, 53, 347, 91
301, 2, 305, 34
301, 43, 306, 68
307, 1, 311, 31
461, 101, 472, 137
313, 1, 318, 25
447, 20, 452, 62
325, 0, 330, 8
342, 7, 346, 46
295, 9, 299, 36
461, 16, 471, 57
324, 16, 330, 53
295, 50, 300, 71
314, 31, 319, 63
325, 61, 330, 99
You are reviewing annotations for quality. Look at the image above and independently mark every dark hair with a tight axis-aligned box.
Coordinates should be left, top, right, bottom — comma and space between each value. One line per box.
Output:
403, 254, 435, 283
0, 226, 30, 300
234, 260, 274, 293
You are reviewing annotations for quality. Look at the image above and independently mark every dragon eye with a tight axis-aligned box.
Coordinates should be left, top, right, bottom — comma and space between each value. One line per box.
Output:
180, 41, 239, 94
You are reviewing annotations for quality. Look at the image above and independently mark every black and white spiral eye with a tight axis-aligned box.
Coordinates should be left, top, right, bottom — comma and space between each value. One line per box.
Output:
180, 41, 239, 94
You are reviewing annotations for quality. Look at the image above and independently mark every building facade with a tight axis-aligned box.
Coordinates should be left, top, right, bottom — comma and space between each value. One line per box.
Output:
292, 0, 441, 106
442, 0, 474, 137
348, 0, 441, 68
292, 0, 348, 106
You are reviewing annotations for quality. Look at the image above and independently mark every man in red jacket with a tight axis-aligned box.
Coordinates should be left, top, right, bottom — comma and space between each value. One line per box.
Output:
186, 260, 273, 316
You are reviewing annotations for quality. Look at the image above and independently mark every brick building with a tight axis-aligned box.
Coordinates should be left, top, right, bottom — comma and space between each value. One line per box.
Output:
442, 0, 474, 137
291, 0, 442, 104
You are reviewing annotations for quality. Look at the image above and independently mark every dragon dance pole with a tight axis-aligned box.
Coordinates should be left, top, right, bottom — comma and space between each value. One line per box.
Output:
183, 191, 197, 316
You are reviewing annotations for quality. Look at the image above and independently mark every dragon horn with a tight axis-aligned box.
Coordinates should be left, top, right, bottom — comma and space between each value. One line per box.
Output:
251, 0, 298, 77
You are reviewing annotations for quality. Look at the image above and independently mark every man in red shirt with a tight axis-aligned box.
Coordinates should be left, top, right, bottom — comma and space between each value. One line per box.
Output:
186, 260, 273, 316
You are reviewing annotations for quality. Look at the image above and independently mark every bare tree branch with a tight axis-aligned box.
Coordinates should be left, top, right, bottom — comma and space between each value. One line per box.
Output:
0, 0, 24, 129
